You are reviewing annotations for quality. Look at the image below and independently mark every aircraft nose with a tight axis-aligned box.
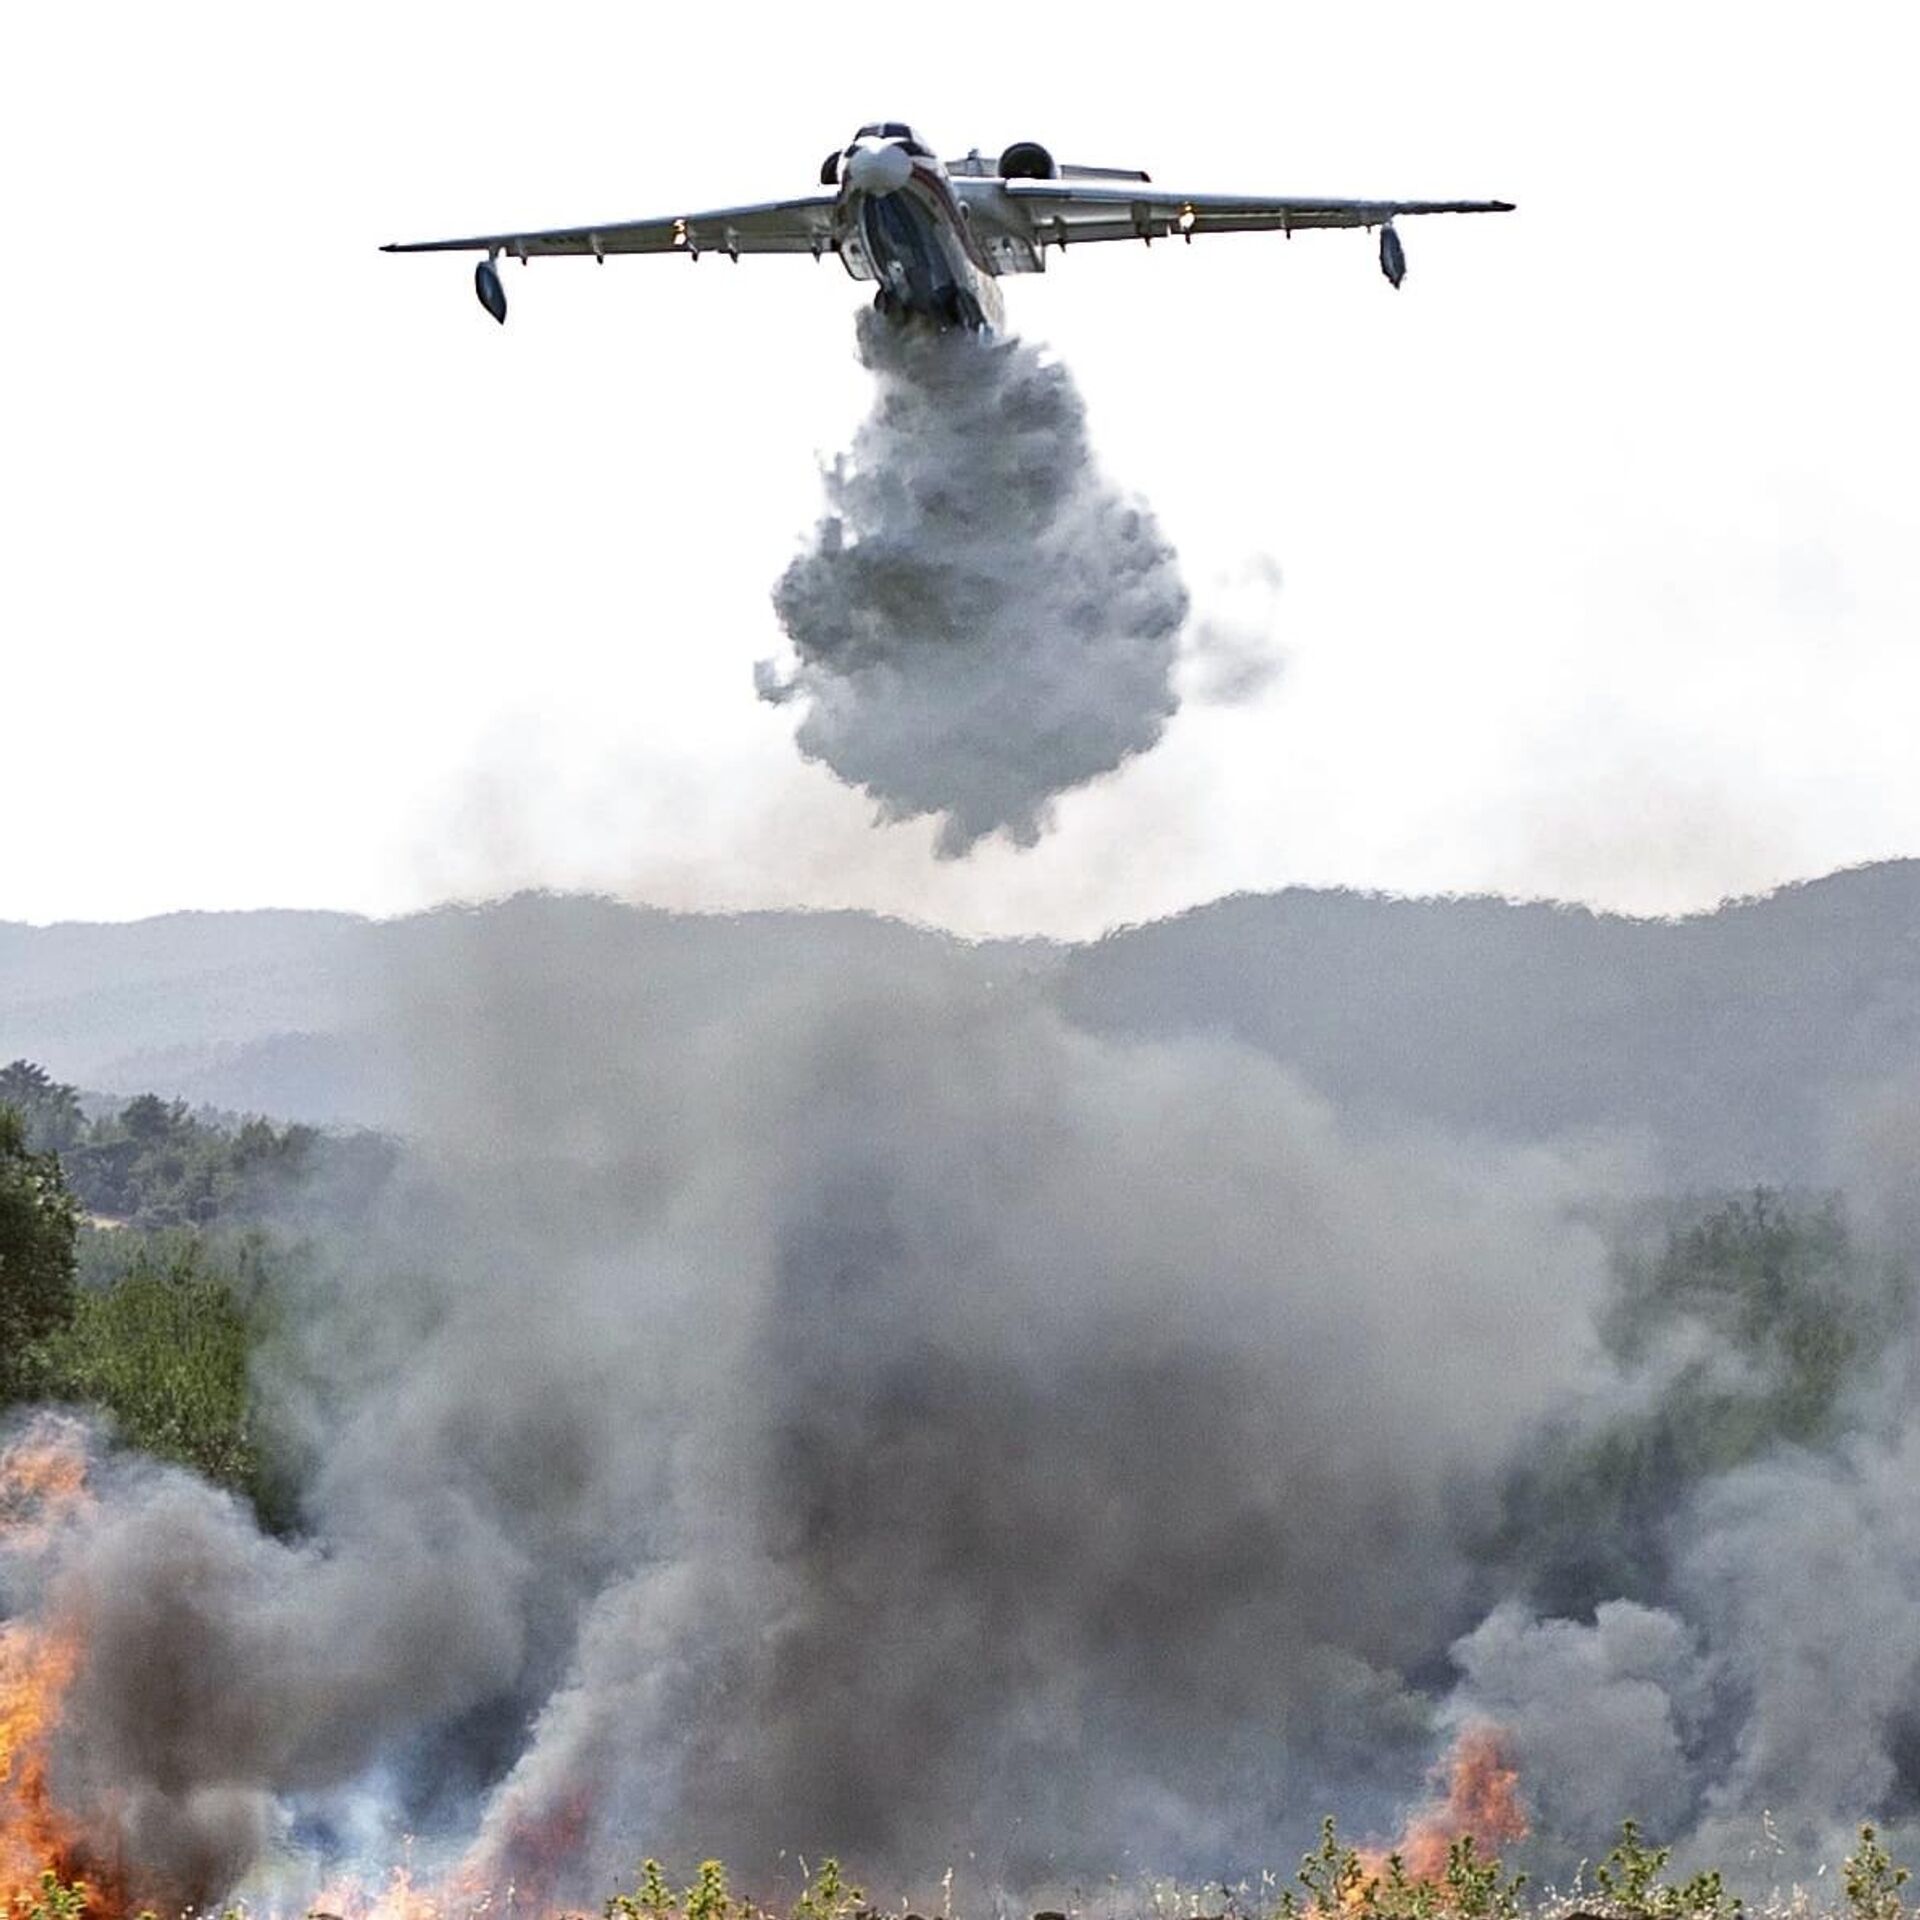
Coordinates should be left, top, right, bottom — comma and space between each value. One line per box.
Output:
846, 142, 913, 194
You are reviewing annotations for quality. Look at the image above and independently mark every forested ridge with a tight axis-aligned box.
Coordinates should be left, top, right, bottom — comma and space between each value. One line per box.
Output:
6, 866, 1920, 1184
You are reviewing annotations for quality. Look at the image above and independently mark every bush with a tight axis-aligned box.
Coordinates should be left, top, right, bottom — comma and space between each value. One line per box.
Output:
686, 1863, 733, 1920
40, 1229, 268, 1505
1285, 1817, 1523, 1920
1845, 1825, 1910, 1920
0, 1106, 79, 1404
794, 1860, 865, 1920
607, 1861, 676, 1920
11, 1871, 89, 1920
1593, 1819, 1741, 1920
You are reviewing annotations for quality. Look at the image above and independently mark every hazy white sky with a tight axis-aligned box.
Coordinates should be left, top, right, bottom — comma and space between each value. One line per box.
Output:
4, 0, 1916, 935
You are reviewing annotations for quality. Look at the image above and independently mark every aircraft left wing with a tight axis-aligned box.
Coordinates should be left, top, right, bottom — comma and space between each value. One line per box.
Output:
382, 194, 839, 260
991, 181, 1512, 245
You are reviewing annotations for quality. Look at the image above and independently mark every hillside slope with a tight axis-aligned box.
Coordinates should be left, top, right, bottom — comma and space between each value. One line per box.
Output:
5, 863, 1916, 1181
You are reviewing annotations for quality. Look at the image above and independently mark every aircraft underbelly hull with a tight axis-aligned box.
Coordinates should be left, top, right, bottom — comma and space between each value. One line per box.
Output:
836, 179, 1005, 331
862, 189, 951, 305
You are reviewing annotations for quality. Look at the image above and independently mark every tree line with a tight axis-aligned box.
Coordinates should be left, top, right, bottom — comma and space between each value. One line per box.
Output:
0, 1059, 392, 1519
0, 1057, 392, 1230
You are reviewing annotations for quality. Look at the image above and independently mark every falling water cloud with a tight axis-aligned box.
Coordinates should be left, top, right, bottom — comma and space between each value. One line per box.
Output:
759, 311, 1191, 856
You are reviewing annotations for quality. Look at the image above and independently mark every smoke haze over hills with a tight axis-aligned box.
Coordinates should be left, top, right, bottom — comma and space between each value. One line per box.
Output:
5, 867, 1920, 1908
8, 862, 1919, 1185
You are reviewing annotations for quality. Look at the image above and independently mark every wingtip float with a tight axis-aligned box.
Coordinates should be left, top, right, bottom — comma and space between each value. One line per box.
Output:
474, 256, 507, 324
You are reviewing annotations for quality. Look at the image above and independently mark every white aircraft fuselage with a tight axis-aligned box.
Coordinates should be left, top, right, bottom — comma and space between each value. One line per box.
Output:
828, 125, 1009, 331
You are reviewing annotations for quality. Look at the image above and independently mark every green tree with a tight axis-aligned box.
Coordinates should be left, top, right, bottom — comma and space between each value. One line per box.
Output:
0, 1061, 84, 1154
0, 1105, 79, 1402
118, 1092, 185, 1145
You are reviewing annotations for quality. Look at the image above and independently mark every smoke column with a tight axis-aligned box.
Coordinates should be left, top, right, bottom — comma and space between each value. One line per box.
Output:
759, 312, 1189, 855
0, 912, 1621, 1906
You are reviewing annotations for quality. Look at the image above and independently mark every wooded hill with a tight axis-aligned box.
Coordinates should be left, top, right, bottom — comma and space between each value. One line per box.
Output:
4, 861, 1918, 1186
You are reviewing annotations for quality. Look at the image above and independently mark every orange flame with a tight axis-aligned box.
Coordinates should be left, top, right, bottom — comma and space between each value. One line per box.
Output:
1, 1421, 97, 1913
311, 1861, 485, 1920
0, 1617, 85, 1904
1354, 1723, 1528, 1896
0, 1420, 91, 1556
4, 1409, 1528, 1920
312, 1785, 604, 1920
452, 1784, 592, 1920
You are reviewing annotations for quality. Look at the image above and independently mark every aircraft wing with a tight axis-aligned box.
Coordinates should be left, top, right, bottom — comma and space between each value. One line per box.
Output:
382, 195, 839, 259
997, 181, 1514, 245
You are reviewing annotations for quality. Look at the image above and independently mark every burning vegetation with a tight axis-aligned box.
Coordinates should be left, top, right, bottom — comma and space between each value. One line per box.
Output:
1351, 1725, 1530, 1896
0, 1615, 83, 1911
0, 1414, 1696, 1920
0, 1422, 116, 1918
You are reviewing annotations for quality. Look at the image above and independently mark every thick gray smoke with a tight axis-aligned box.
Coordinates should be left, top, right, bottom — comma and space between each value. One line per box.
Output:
1449, 1431, 1920, 1882
3, 1424, 527, 1903
1444, 1146, 1920, 1885
9, 901, 1920, 1908
5, 908, 1620, 1905
758, 313, 1189, 855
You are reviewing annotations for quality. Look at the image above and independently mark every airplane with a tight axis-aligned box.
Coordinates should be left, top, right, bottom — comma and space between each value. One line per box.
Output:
384, 123, 1515, 330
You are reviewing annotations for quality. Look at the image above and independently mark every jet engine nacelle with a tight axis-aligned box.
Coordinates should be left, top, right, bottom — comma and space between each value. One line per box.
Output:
998, 141, 1058, 180
475, 256, 508, 324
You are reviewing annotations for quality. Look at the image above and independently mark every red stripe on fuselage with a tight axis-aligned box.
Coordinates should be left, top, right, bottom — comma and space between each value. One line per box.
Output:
907, 160, 996, 275
835, 162, 993, 273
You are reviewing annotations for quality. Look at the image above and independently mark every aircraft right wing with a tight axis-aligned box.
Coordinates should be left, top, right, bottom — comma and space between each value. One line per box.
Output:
995, 182, 1515, 247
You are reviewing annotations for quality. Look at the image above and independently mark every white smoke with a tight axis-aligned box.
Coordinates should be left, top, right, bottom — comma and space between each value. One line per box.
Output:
1181, 554, 1286, 707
